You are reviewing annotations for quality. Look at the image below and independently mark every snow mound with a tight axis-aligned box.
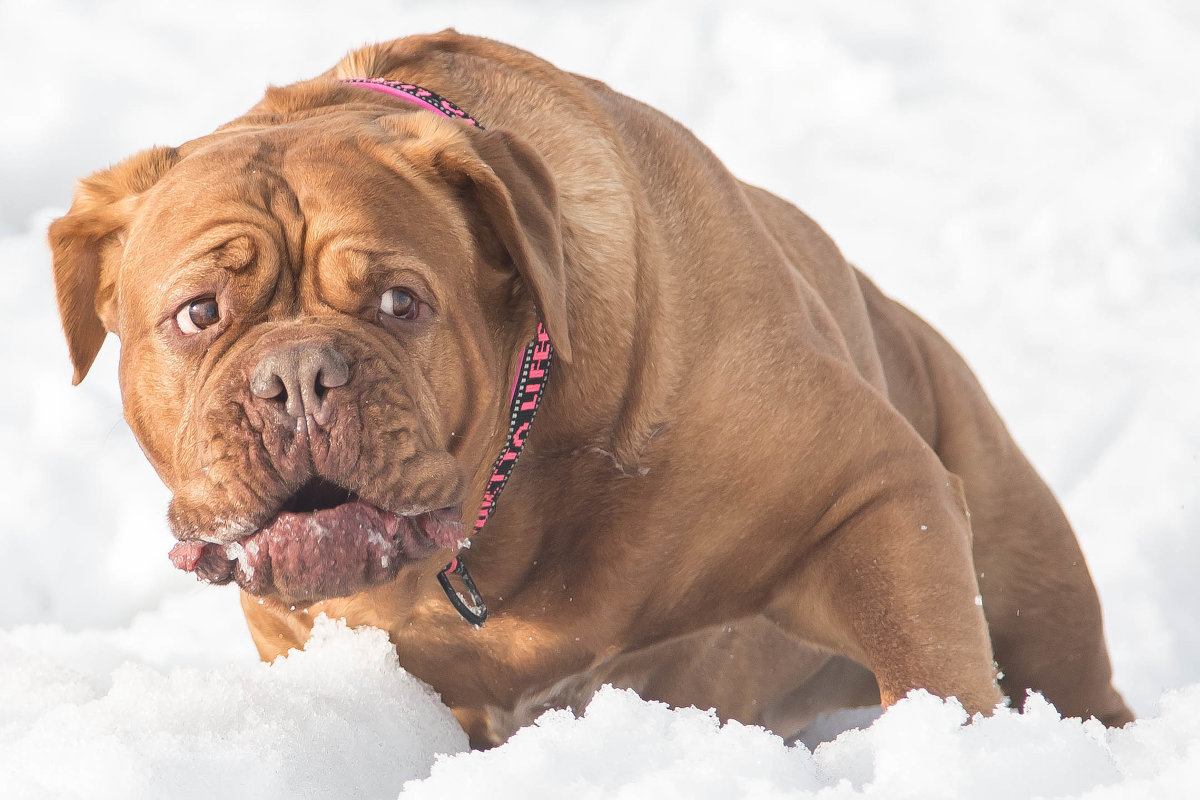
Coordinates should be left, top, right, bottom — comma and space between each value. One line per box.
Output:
405, 686, 1200, 799
0, 616, 468, 800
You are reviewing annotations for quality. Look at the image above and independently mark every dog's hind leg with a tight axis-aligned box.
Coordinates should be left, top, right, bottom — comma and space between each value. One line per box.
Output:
860, 274, 1134, 726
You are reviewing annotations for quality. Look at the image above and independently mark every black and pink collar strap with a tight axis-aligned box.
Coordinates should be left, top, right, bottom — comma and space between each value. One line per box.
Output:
341, 77, 482, 127
439, 324, 553, 625
343, 77, 554, 626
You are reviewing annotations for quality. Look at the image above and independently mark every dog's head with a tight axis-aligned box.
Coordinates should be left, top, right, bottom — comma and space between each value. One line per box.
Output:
48, 85, 571, 604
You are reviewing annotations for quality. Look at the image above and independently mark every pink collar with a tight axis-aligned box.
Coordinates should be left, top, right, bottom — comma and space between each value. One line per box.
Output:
341, 77, 482, 127
438, 324, 552, 625
344, 78, 554, 626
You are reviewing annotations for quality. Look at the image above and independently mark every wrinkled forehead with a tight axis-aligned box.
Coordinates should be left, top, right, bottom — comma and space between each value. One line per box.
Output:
122, 121, 474, 283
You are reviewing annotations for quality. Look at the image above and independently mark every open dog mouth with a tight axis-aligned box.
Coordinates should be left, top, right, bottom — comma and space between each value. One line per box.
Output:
168, 477, 466, 604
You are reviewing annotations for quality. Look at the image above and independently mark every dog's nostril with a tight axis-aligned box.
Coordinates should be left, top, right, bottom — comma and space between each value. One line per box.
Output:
316, 355, 350, 389
312, 363, 346, 401
250, 371, 286, 400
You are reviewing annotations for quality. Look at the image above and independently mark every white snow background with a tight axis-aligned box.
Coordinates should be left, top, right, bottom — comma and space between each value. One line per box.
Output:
2, 0, 1198, 797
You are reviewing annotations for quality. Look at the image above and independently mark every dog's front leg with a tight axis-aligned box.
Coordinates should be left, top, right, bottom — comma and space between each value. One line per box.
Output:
768, 463, 1003, 716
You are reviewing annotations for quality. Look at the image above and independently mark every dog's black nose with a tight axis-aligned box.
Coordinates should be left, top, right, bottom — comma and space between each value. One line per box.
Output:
250, 342, 349, 423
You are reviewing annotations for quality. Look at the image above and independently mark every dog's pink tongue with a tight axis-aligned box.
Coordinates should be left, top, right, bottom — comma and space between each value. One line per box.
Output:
169, 540, 205, 571
260, 505, 401, 601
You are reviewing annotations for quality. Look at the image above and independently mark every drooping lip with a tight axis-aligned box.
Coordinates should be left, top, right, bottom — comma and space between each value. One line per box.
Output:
168, 497, 466, 603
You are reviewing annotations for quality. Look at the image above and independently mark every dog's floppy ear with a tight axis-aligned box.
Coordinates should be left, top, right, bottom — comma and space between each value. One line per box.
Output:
434, 129, 573, 361
47, 146, 179, 384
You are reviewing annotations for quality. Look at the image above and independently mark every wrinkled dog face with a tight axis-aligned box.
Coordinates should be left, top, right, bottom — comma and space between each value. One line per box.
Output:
50, 101, 568, 604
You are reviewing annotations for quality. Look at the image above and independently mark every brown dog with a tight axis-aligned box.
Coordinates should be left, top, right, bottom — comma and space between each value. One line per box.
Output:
49, 31, 1132, 746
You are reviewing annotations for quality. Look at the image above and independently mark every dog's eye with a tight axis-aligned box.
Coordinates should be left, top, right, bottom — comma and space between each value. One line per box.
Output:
175, 297, 221, 334
379, 288, 420, 320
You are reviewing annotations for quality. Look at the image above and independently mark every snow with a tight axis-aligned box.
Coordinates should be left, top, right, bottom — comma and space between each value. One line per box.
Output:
0, 614, 467, 800
2, 0, 1198, 797
404, 686, 1200, 799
